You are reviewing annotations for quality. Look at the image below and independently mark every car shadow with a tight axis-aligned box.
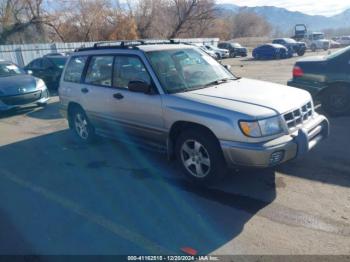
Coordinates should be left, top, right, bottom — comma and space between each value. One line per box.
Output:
26, 101, 62, 120
0, 209, 36, 255
0, 101, 62, 120
0, 130, 276, 255
276, 116, 350, 187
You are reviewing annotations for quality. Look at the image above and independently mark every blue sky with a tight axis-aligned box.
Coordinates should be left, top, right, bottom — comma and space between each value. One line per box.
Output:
218, 0, 350, 16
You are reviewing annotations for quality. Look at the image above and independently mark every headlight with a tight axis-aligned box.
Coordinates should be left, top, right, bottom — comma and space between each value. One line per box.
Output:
36, 78, 47, 90
239, 116, 284, 137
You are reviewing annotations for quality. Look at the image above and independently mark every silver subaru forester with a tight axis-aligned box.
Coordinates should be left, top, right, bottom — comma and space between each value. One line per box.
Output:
59, 41, 329, 184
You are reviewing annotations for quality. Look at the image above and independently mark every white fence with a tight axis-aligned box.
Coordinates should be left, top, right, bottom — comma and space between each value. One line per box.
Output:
0, 38, 219, 67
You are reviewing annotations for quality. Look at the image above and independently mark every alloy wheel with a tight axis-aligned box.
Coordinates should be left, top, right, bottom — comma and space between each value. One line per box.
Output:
180, 139, 211, 178
74, 113, 89, 140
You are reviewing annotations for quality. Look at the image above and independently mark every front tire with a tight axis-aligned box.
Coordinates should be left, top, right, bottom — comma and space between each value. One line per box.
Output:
322, 86, 350, 117
297, 49, 306, 56
175, 129, 227, 185
311, 44, 317, 52
70, 107, 95, 143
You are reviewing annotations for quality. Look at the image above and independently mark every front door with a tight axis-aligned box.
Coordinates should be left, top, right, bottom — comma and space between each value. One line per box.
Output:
80, 54, 165, 145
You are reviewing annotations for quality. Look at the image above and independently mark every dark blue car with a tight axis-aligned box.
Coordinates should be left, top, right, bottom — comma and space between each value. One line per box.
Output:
272, 38, 307, 56
253, 44, 291, 60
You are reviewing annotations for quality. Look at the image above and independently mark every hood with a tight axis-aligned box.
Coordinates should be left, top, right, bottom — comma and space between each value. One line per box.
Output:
177, 78, 311, 116
297, 55, 327, 63
0, 74, 37, 96
317, 39, 330, 43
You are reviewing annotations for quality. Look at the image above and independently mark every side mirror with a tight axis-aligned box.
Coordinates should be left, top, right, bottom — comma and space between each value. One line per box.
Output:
128, 81, 151, 94
26, 70, 33, 75
224, 64, 231, 70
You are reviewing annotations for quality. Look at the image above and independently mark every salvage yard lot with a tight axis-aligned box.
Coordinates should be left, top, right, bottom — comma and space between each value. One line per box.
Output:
0, 49, 349, 255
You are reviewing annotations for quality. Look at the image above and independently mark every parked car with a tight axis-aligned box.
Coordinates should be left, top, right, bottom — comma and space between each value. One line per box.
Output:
24, 55, 68, 90
305, 32, 331, 52
217, 42, 248, 58
0, 60, 49, 111
272, 38, 306, 56
338, 36, 350, 47
204, 44, 229, 59
288, 46, 350, 116
330, 39, 341, 49
192, 44, 218, 59
253, 44, 291, 60
291, 25, 330, 52
59, 41, 329, 184
44, 52, 69, 57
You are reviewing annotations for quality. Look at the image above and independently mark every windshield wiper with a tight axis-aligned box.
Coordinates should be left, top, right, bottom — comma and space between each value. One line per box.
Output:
204, 78, 236, 87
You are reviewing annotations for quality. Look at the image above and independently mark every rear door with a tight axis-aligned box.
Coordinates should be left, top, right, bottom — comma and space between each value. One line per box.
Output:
78, 55, 118, 131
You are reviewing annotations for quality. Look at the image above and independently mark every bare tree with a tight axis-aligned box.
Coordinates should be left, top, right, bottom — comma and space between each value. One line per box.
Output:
230, 12, 272, 38
168, 0, 215, 38
0, 0, 47, 44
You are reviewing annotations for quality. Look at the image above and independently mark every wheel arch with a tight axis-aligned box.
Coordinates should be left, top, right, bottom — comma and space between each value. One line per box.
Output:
318, 81, 350, 99
67, 102, 84, 128
167, 121, 221, 160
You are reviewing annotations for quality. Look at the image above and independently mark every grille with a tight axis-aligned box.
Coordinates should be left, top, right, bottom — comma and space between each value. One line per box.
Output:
283, 102, 313, 131
1, 90, 42, 106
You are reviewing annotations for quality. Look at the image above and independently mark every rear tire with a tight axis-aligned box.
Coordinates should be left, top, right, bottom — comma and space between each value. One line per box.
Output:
70, 107, 95, 143
322, 86, 350, 117
175, 128, 227, 185
37, 102, 47, 107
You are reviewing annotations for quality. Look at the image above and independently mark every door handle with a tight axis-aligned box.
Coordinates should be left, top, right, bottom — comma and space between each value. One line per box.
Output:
113, 93, 124, 100
81, 88, 89, 94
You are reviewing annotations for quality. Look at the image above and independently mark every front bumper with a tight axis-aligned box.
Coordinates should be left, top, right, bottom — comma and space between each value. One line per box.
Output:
0, 89, 50, 111
220, 53, 230, 58
220, 114, 329, 168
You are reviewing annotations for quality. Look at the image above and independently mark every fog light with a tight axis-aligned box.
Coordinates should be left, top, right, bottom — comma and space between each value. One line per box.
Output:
269, 151, 285, 165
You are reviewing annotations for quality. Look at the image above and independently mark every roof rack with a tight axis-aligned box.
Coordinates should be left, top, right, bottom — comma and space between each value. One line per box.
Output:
74, 39, 179, 52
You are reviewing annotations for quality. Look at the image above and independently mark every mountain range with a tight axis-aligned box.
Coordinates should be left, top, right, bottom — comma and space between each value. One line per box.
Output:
216, 4, 350, 33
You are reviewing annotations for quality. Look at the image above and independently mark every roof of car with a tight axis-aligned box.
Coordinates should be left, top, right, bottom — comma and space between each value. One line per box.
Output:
137, 44, 193, 52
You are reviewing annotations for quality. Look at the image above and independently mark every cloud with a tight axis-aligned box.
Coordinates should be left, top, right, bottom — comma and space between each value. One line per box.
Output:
218, 0, 350, 16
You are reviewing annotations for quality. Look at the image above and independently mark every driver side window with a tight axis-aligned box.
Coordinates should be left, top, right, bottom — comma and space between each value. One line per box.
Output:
113, 56, 151, 89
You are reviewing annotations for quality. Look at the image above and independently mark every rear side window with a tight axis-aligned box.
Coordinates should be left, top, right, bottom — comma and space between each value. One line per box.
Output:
64, 56, 88, 83
85, 56, 114, 87
28, 59, 42, 69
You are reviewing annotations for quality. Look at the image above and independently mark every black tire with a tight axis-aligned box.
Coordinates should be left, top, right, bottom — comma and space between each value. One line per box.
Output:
69, 106, 95, 143
297, 50, 306, 56
216, 53, 222, 59
175, 128, 227, 185
230, 52, 236, 58
37, 102, 47, 107
311, 44, 317, 52
322, 86, 350, 117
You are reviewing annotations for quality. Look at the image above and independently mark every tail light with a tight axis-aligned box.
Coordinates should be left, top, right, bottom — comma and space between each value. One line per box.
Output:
293, 66, 304, 78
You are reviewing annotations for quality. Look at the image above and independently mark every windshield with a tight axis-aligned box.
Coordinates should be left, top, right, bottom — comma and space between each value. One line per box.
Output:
232, 43, 242, 48
49, 57, 68, 69
284, 38, 296, 43
313, 34, 324, 40
146, 48, 235, 94
0, 63, 24, 77
327, 46, 350, 60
